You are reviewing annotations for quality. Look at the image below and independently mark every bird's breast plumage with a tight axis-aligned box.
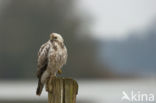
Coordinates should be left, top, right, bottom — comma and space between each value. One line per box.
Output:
47, 42, 67, 74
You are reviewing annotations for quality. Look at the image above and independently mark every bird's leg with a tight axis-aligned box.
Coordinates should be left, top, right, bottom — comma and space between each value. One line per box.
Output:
46, 74, 56, 92
46, 75, 51, 92
58, 69, 62, 75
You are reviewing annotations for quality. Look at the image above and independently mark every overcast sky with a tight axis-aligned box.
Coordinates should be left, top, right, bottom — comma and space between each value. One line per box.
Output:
77, 0, 156, 40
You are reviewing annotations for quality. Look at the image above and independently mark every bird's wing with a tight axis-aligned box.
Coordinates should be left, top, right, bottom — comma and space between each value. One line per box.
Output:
37, 42, 50, 78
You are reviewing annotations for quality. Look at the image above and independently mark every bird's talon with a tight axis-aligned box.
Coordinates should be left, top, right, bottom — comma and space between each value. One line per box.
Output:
58, 69, 62, 75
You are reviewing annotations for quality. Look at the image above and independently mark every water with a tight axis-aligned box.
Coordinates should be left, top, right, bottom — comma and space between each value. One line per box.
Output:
0, 78, 155, 103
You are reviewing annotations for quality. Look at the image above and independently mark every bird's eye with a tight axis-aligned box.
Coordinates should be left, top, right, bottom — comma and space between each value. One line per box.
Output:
54, 37, 57, 39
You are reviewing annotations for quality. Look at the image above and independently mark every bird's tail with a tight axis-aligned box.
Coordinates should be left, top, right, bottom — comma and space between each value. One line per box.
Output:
36, 79, 44, 96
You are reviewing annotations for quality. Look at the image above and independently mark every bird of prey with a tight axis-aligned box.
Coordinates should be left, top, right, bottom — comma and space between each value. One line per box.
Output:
36, 33, 67, 96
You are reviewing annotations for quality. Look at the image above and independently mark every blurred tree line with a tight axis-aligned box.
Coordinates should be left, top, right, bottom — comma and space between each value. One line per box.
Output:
102, 19, 156, 75
0, 0, 113, 79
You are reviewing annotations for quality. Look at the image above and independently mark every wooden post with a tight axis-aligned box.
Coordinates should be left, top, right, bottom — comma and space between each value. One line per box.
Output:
46, 77, 78, 103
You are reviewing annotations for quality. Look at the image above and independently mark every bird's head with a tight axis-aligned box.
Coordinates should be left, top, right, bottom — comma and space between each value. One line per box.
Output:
50, 33, 64, 43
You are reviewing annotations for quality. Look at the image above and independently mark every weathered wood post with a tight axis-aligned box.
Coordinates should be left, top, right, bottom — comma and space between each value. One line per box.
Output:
46, 77, 78, 103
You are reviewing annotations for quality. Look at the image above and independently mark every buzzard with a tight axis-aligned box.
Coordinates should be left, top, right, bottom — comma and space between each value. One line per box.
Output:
36, 33, 67, 96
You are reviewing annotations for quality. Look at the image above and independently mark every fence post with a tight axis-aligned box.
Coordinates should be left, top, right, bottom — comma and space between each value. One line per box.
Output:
46, 77, 78, 103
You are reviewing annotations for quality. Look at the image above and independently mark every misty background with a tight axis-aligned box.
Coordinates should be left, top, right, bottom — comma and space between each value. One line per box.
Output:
0, 0, 113, 79
0, 0, 156, 103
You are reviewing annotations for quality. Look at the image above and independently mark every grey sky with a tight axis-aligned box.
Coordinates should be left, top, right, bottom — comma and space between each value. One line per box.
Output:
77, 0, 156, 39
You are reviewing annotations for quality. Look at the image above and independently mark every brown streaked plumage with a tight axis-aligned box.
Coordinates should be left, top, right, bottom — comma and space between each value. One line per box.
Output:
36, 33, 67, 96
